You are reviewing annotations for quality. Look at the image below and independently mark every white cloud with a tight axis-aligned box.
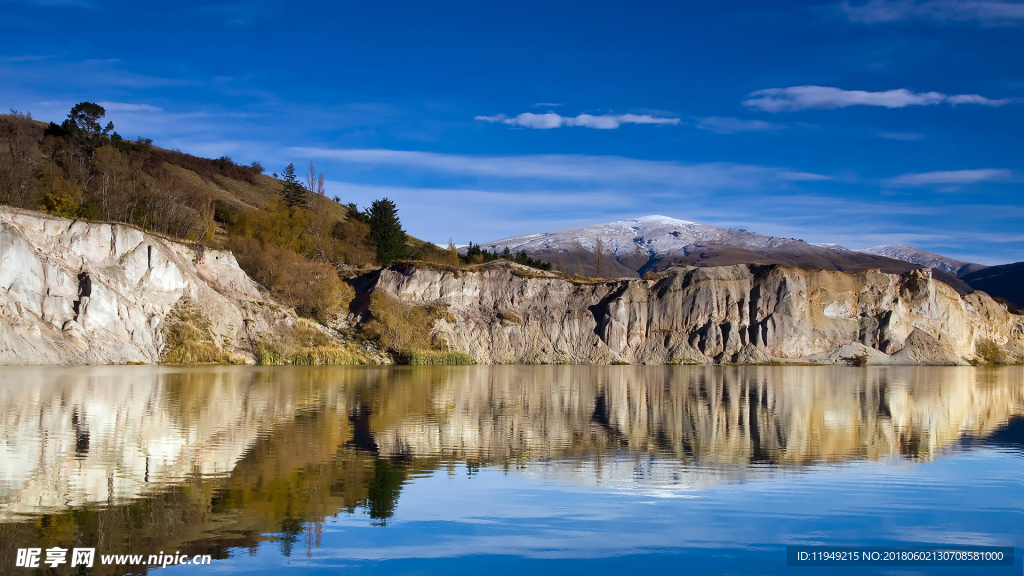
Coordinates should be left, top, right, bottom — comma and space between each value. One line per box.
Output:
886, 168, 1016, 186
743, 85, 1017, 112
475, 111, 680, 129
533, 102, 563, 107
841, 0, 1024, 25
695, 116, 782, 133
744, 86, 945, 111
291, 147, 827, 187
946, 93, 1016, 106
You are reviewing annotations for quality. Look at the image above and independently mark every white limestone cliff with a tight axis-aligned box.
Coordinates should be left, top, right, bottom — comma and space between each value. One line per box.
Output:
0, 207, 275, 365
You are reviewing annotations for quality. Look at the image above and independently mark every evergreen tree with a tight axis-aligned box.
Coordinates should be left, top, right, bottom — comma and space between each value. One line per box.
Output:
44, 102, 116, 157
279, 163, 308, 208
367, 197, 407, 265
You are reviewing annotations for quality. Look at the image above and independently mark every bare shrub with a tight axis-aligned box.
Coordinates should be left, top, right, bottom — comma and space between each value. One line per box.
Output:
144, 180, 213, 240
0, 114, 41, 208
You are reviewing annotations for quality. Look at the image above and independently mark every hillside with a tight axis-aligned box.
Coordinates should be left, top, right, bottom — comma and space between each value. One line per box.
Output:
0, 110, 445, 253
961, 262, 1024, 309
0, 106, 458, 331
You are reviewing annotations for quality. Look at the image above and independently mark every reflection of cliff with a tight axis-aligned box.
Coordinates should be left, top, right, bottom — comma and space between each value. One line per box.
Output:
3, 366, 1024, 518
372, 366, 1024, 466
1, 365, 1022, 572
0, 367, 348, 518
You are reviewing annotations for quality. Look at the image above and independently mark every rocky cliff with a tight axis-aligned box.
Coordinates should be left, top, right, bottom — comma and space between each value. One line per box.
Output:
370, 261, 1024, 365
3, 207, 1022, 366
0, 207, 296, 365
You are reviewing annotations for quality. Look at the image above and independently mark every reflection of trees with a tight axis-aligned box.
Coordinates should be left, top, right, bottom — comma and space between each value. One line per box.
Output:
367, 459, 406, 525
0, 365, 1022, 573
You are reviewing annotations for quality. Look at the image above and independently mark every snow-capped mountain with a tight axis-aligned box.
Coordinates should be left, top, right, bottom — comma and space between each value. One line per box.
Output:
856, 245, 986, 277
475, 215, 979, 293
482, 215, 806, 259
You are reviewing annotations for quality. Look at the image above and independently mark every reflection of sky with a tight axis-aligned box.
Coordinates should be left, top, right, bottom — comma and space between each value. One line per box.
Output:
176, 448, 1023, 576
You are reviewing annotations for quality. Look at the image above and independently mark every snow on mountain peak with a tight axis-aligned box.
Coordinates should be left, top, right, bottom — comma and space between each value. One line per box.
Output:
627, 215, 697, 226
857, 244, 974, 275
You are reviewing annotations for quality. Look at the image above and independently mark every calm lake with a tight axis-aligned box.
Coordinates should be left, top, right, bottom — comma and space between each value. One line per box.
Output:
1, 365, 1022, 575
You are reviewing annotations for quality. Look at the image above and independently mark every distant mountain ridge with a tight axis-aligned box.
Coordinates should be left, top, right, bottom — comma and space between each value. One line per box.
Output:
856, 244, 987, 277
476, 215, 983, 294
961, 262, 1024, 309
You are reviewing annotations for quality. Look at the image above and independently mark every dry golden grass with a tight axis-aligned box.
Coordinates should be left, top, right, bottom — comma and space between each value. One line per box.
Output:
254, 319, 366, 365
400, 349, 474, 365
160, 299, 233, 364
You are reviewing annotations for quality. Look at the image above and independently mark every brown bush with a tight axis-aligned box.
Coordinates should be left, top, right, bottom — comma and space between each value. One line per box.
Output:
143, 147, 262, 185
362, 292, 431, 352
232, 201, 375, 267
230, 237, 354, 323
975, 338, 1006, 365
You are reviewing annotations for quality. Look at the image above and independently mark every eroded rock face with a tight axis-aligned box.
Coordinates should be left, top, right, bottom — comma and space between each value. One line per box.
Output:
372, 262, 1024, 365
0, 208, 270, 365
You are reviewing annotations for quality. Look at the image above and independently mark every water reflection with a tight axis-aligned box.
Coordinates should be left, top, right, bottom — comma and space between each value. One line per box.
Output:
0, 365, 1021, 572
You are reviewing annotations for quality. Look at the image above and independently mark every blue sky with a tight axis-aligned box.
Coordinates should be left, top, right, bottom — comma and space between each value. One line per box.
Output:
2, 0, 1023, 264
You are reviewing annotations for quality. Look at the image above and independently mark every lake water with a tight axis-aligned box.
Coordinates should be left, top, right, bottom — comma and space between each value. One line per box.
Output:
0, 365, 1021, 575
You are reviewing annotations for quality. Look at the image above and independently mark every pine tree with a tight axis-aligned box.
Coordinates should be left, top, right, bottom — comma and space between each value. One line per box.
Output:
279, 163, 308, 208
367, 197, 407, 265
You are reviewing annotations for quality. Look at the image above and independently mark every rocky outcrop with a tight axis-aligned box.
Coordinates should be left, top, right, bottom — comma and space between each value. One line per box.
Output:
370, 261, 1024, 365
0, 207, 292, 365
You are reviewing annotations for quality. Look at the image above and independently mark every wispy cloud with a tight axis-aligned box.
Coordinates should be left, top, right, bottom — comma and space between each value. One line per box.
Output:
97, 102, 163, 113
695, 116, 782, 134
290, 148, 827, 187
877, 131, 925, 140
533, 102, 563, 107
475, 112, 680, 129
744, 85, 1017, 111
841, 0, 1024, 25
0, 55, 56, 63
945, 93, 1016, 105
886, 168, 1017, 186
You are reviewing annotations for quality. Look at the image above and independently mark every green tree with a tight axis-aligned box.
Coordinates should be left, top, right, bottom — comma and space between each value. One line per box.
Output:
366, 458, 406, 524
46, 102, 115, 158
67, 102, 113, 137
279, 163, 308, 208
366, 197, 406, 264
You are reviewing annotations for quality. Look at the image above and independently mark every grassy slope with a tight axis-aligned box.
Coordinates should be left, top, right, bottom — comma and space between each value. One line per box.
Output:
0, 112, 435, 250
